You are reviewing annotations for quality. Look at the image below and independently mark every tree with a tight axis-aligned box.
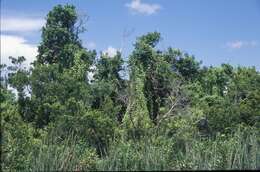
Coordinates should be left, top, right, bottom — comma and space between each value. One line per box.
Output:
36, 4, 82, 68
228, 67, 260, 126
164, 48, 202, 81
1, 91, 37, 171
128, 32, 173, 123
7, 56, 32, 121
29, 4, 95, 127
91, 52, 127, 122
123, 66, 153, 139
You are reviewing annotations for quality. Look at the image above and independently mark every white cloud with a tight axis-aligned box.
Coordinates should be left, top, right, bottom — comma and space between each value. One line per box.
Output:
1, 35, 37, 67
103, 46, 118, 57
226, 40, 258, 49
126, 0, 161, 15
226, 41, 243, 49
1, 17, 44, 32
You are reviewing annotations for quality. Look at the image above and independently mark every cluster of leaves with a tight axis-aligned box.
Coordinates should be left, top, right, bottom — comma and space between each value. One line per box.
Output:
1, 4, 259, 171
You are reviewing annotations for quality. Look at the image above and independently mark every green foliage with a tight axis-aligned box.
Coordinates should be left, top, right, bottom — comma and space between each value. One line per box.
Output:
173, 126, 259, 170
28, 132, 98, 171
1, 100, 39, 171
92, 52, 127, 122
164, 48, 201, 81
2, 4, 260, 171
199, 95, 239, 134
129, 32, 176, 122
26, 4, 95, 127
96, 138, 169, 171
97, 126, 259, 171
123, 66, 153, 139
36, 4, 81, 68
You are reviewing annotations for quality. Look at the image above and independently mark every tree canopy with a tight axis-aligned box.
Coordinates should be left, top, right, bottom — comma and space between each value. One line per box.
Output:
1, 4, 259, 171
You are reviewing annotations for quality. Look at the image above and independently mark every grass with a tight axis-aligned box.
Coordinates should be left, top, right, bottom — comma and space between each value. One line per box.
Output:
6, 125, 258, 171
96, 126, 259, 171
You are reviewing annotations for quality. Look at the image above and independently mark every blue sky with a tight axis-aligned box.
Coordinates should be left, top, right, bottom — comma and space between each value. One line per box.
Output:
1, 0, 260, 70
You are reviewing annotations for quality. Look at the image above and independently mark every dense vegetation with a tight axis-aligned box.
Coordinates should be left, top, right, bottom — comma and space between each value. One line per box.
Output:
1, 4, 260, 171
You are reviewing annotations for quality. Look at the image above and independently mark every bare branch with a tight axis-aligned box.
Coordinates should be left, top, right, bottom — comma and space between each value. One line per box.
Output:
75, 13, 89, 37
156, 79, 188, 131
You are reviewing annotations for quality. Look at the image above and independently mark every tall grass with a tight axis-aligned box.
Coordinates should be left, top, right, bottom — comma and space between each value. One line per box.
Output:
96, 126, 259, 171
175, 127, 259, 170
14, 126, 258, 171
27, 131, 98, 171
28, 133, 78, 171
96, 138, 169, 171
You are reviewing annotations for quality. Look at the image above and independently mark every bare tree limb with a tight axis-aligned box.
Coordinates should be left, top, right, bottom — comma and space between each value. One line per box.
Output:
155, 79, 188, 132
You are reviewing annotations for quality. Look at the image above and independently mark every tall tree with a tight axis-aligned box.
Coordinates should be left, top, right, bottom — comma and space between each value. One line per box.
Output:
29, 4, 95, 127
128, 32, 174, 123
36, 4, 82, 68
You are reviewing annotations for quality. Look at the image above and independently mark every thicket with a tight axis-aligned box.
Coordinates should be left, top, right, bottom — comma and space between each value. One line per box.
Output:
1, 4, 260, 171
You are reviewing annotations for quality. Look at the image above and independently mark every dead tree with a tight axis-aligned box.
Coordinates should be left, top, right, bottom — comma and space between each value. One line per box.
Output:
156, 78, 188, 133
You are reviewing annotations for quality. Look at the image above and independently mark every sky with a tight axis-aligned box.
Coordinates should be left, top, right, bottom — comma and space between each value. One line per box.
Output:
1, 0, 260, 70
